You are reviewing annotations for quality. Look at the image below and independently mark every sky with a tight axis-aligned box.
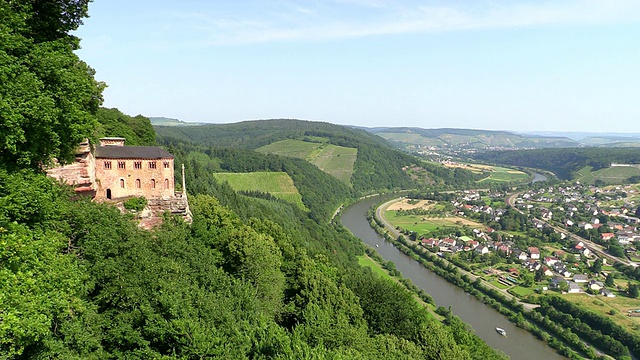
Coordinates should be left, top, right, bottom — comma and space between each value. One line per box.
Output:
74, 0, 640, 133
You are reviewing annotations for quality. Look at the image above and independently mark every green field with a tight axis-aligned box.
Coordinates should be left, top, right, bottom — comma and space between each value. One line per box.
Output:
565, 294, 640, 333
384, 210, 484, 236
257, 139, 357, 184
489, 280, 510, 290
510, 286, 535, 297
574, 165, 640, 185
212, 172, 308, 211
358, 255, 394, 280
475, 165, 530, 183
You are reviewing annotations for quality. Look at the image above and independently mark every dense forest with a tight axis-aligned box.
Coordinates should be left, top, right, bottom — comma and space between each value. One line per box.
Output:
0, 2, 507, 359
471, 147, 640, 179
94, 107, 157, 146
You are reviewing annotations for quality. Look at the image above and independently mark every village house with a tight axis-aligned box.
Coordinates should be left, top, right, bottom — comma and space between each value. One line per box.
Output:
528, 246, 540, 259
544, 256, 560, 267
573, 274, 589, 283
567, 281, 581, 293
422, 238, 439, 248
541, 266, 554, 277
601, 233, 615, 241
599, 288, 615, 297
514, 249, 528, 261
474, 245, 490, 255
588, 280, 604, 291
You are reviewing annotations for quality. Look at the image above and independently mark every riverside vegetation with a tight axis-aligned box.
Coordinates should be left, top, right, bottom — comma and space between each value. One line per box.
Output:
369, 196, 640, 360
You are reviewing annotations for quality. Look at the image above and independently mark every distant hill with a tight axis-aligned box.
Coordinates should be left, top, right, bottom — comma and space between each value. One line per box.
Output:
471, 147, 640, 182
364, 127, 579, 150
155, 119, 480, 193
148, 116, 203, 126
256, 138, 358, 185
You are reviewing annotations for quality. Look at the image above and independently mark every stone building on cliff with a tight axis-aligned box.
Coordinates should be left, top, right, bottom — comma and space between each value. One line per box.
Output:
93, 137, 174, 200
47, 138, 191, 228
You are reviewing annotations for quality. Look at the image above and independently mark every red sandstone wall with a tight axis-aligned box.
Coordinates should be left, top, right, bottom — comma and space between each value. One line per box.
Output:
94, 158, 174, 200
46, 143, 96, 195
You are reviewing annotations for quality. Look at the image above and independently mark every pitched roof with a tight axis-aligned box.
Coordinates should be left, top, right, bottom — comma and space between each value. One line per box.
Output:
95, 146, 174, 159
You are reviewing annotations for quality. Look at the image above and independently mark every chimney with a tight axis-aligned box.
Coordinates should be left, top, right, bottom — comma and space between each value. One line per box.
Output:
99, 137, 126, 147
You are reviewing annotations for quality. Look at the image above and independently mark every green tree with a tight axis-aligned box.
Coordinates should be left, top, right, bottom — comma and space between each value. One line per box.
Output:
521, 270, 534, 287
605, 273, 615, 287
535, 267, 546, 282
95, 108, 156, 146
628, 283, 639, 298
0, 0, 104, 168
591, 258, 603, 274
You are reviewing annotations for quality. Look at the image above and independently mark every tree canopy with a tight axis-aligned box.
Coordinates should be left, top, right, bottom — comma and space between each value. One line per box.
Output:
0, 0, 104, 169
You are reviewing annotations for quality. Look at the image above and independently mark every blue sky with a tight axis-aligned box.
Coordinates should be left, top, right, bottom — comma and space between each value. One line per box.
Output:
74, 0, 640, 132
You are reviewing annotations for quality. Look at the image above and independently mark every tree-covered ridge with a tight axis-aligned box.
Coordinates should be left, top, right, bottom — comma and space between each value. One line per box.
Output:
173, 145, 354, 222
157, 119, 479, 193
471, 147, 640, 179
368, 127, 579, 149
94, 107, 156, 146
0, 0, 104, 168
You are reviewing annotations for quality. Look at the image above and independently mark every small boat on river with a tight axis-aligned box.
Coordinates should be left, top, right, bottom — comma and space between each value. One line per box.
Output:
496, 327, 507, 336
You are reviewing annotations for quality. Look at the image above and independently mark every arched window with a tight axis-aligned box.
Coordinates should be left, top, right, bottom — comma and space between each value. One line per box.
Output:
135, 179, 141, 188
151, 179, 156, 189
164, 178, 169, 190
120, 179, 125, 188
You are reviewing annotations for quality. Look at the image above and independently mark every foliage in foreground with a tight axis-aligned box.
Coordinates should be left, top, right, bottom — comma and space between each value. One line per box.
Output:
0, 170, 507, 359
0, 1, 104, 168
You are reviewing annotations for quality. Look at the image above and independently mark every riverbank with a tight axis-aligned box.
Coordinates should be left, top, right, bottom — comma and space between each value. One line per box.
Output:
341, 195, 565, 360
370, 197, 603, 360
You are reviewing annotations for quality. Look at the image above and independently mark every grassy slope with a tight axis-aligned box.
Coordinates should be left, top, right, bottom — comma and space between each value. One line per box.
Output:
257, 139, 357, 184
574, 165, 640, 184
212, 172, 309, 211
155, 119, 422, 193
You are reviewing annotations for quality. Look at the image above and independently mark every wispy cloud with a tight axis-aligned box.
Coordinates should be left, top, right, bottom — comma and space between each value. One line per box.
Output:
164, 0, 640, 47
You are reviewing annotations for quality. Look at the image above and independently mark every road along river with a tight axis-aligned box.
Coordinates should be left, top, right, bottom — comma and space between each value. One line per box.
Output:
341, 195, 564, 360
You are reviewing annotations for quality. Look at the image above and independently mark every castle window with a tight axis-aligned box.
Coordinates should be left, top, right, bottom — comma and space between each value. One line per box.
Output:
104, 161, 112, 169
163, 161, 170, 169
135, 179, 141, 188
134, 161, 142, 169
120, 179, 125, 188
151, 179, 156, 189
149, 161, 157, 169
164, 178, 169, 190
118, 161, 126, 169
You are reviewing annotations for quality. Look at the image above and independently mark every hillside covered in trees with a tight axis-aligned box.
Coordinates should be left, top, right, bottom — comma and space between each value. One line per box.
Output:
1, 2, 507, 359
156, 119, 481, 193
471, 147, 640, 180
94, 107, 156, 146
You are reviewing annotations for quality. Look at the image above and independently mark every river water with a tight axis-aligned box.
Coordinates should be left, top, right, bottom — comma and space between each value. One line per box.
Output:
341, 195, 564, 360
531, 173, 548, 183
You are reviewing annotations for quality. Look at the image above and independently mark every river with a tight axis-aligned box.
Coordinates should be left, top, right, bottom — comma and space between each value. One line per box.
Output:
341, 195, 564, 360
531, 173, 548, 183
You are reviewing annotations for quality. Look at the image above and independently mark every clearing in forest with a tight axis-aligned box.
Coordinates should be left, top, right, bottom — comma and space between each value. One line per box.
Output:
212, 171, 308, 211
257, 139, 357, 184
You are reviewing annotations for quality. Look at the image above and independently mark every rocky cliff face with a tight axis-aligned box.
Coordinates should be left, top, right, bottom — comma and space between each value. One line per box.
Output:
115, 193, 192, 230
46, 140, 96, 196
